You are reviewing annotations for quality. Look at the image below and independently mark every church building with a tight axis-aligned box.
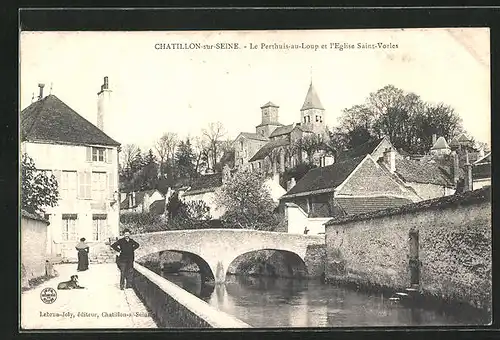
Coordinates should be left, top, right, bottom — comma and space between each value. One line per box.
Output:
233, 81, 332, 175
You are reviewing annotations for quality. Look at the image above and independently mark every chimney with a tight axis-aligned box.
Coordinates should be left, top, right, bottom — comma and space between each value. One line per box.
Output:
97, 76, 113, 134
432, 134, 437, 146
38, 83, 45, 100
287, 177, 296, 191
383, 148, 396, 173
451, 151, 460, 185
464, 151, 473, 191
132, 191, 136, 207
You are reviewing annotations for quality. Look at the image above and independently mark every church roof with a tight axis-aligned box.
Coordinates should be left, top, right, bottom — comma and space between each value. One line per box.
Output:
270, 124, 295, 138
249, 138, 289, 162
261, 101, 279, 108
301, 82, 324, 111
430, 136, 450, 150
239, 132, 269, 142
20, 94, 120, 147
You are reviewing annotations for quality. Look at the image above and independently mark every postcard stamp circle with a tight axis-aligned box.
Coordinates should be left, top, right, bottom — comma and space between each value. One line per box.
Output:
40, 287, 57, 304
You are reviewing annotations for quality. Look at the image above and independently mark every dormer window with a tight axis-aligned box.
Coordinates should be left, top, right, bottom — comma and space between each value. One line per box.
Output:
92, 147, 106, 162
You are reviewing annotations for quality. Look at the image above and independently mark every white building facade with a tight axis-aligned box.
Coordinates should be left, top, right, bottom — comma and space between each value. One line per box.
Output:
21, 78, 121, 260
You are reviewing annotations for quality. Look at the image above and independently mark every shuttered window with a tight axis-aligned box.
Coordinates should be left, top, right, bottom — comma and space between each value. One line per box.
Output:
91, 172, 107, 201
78, 171, 92, 199
92, 214, 107, 241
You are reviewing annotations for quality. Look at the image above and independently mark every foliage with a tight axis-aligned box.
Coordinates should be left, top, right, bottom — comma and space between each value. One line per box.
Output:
119, 212, 167, 234
175, 138, 197, 181
21, 153, 59, 215
335, 85, 465, 154
215, 168, 277, 230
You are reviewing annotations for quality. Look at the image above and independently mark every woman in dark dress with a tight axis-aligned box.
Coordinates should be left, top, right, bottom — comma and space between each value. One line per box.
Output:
76, 237, 89, 271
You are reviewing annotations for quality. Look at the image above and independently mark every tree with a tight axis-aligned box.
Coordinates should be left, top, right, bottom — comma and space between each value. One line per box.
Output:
21, 153, 59, 215
175, 138, 197, 182
336, 84, 465, 154
120, 143, 140, 176
155, 132, 178, 177
215, 168, 276, 230
202, 121, 226, 171
192, 135, 210, 174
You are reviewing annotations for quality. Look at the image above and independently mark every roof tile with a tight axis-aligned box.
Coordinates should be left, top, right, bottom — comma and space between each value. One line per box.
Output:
21, 95, 120, 147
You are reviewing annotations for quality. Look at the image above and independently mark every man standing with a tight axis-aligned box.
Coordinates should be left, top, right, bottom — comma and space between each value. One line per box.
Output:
111, 229, 140, 290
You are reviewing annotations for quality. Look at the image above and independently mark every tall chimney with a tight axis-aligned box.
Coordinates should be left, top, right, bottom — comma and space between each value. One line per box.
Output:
38, 83, 45, 100
97, 76, 113, 134
432, 134, 437, 146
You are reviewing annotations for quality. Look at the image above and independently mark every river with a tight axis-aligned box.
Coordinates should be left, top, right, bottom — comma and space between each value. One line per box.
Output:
161, 272, 487, 328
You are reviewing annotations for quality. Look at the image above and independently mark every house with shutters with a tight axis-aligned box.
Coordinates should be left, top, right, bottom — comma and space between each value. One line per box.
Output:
20, 78, 120, 260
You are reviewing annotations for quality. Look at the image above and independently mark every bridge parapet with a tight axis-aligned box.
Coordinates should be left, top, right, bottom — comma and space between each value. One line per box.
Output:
133, 229, 325, 283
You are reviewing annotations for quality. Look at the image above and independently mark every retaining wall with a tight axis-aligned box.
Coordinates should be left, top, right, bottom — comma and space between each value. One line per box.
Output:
325, 187, 491, 312
133, 263, 251, 328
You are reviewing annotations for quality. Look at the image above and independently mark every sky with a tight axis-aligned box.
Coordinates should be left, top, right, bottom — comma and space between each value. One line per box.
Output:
20, 28, 490, 150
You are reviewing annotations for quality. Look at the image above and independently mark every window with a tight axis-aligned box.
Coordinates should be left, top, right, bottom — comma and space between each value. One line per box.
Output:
304, 116, 307, 123
307, 116, 311, 123
92, 214, 107, 241
62, 214, 77, 241
91, 172, 107, 201
258, 162, 262, 169
93, 147, 106, 162
316, 115, 319, 122
60, 171, 77, 199
240, 140, 244, 149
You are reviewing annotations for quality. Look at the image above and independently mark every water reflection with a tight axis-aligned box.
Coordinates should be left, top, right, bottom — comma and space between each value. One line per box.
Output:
163, 272, 486, 328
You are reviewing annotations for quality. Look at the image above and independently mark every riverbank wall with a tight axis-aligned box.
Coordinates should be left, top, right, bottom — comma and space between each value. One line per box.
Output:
133, 263, 251, 328
324, 187, 491, 314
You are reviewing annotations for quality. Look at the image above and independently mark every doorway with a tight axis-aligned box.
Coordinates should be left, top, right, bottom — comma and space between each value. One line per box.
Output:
408, 229, 420, 286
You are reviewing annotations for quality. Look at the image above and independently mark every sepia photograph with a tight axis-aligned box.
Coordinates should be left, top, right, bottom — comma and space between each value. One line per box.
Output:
19, 28, 491, 330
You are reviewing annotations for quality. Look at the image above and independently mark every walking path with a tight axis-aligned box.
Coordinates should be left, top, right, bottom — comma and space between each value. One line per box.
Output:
20, 263, 157, 329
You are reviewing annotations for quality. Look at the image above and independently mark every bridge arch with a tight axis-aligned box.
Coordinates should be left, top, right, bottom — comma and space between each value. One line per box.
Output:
133, 229, 324, 283
136, 249, 215, 283
226, 249, 308, 279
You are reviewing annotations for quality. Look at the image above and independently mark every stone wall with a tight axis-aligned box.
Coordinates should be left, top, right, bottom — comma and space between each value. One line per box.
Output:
325, 187, 491, 312
21, 211, 50, 286
133, 263, 250, 328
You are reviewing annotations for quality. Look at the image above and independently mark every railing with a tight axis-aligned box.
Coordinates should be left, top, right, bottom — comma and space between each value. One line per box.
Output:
133, 263, 251, 328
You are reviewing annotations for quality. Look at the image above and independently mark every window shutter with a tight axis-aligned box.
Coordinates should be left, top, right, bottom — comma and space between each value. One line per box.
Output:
107, 172, 114, 199
77, 171, 83, 199
86, 147, 92, 162
86, 171, 92, 199
106, 149, 112, 164
54, 170, 62, 187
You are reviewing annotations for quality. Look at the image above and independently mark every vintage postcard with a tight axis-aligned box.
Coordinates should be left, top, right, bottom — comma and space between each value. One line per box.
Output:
19, 28, 491, 330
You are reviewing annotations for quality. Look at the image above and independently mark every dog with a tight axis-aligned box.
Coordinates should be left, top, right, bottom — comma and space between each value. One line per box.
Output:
57, 275, 86, 290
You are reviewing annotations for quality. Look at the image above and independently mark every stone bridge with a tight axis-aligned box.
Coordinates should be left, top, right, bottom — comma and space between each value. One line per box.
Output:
133, 229, 325, 283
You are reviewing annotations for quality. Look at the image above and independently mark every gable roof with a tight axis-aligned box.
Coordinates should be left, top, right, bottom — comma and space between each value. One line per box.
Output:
21, 94, 120, 147
270, 124, 295, 138
238, 132, 269, 142
431, 136, 450, 150
249, 138, 290, 162
337, 137, 387, 161
335, 196, 413, 216
149, 199, 166, 215
282, 156, 366, 198
394, 158, 454, 187
301, 82, 324, 110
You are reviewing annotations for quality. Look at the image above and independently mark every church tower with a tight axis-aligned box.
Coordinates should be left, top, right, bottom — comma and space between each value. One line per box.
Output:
256, 101, 283, 138
300, 82, 327, 137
